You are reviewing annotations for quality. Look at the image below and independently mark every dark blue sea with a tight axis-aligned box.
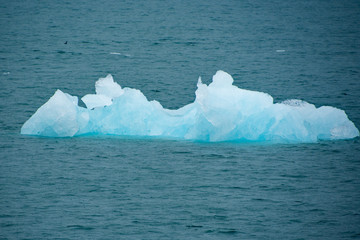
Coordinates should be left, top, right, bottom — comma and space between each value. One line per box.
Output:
1, 0, 360, 239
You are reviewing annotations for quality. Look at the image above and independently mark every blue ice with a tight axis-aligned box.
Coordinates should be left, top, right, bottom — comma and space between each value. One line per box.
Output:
21, 71, 359, 142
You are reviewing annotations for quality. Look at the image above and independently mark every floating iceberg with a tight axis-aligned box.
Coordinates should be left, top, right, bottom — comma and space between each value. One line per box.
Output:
21, 71, 359, 143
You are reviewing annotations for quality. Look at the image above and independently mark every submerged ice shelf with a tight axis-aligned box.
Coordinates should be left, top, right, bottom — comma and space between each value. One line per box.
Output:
21, 71, 359, 143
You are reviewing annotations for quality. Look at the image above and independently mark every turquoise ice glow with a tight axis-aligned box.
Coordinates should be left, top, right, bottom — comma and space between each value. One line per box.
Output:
21, 71, 359, 142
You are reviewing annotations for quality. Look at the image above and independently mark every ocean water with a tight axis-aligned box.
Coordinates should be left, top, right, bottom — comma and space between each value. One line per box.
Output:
1, 0, 360, 239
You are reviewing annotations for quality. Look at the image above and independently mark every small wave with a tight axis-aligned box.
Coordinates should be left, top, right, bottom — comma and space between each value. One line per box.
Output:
66, 225, 94, 230
109, 52, 131, 57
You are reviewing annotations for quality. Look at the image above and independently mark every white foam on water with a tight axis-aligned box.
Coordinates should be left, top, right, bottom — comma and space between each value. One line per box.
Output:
21, 71, 359, 142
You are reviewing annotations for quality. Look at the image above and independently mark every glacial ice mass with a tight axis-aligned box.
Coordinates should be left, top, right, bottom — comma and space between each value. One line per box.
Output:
21, 71, 359, 142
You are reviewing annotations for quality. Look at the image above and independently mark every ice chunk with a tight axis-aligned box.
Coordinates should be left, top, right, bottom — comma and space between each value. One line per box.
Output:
21, 90, 85, 137
20, 71, 359, 142
81, 94, 112, 109
194, 71, 274, 141
209, 70, 234, 87
95, 74, 124, 99
81, 74, 124, 109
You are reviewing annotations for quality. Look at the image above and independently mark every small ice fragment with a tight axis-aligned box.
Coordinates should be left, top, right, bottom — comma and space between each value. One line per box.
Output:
276, 50, 286, 52
110, 52, 131, 57
281, 99, 309, 107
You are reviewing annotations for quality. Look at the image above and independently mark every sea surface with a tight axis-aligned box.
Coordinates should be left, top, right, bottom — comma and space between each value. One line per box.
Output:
1, 0, 360, 239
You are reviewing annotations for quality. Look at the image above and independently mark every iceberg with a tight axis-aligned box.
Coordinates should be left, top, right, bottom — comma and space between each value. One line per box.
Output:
21, 71, 359, 143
